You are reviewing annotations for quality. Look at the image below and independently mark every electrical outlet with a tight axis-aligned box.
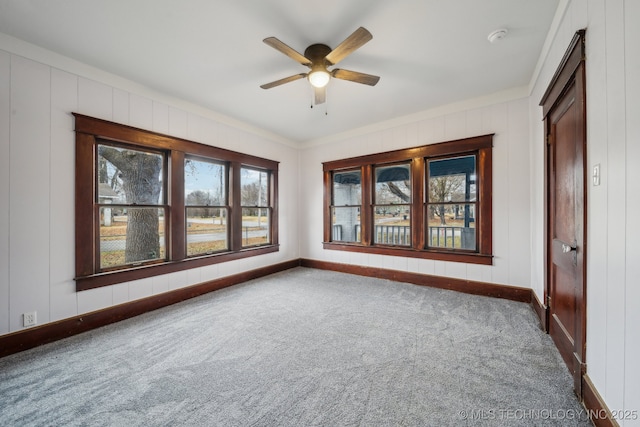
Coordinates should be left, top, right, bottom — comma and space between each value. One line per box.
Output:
23, 311, 37, 327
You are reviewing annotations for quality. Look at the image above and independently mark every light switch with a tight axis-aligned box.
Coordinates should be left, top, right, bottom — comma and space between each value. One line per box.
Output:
593, 164, 601, 186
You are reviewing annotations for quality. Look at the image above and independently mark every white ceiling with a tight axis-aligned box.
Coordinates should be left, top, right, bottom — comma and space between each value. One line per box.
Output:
0, 0, 560, 144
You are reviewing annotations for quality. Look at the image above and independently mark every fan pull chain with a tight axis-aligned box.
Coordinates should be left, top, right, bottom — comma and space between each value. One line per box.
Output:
310, 101, 329, 115
309, 88, 328, 115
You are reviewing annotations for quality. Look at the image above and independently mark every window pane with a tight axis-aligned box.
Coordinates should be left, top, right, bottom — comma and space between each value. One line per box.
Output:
186, 207, 228, 256
332, 207, 361, 242
98, 145, 164, 205
185, 159, 226, 206
428, 155, 476, 203
241, 168, 268, 206
242, 208, 270, 247
427, 203, 476, 250
374, 164, 411, 246
374, 205, 411, 245
375, 164, 411, 204
99, 207, 165, 269
333, 171, 361, 205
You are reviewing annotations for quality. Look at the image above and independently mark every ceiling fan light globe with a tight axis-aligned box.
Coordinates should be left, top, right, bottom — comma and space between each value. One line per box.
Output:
308, 70, 330, 88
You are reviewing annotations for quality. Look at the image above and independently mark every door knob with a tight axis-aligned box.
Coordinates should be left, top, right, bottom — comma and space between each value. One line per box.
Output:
562, 242, 577, 253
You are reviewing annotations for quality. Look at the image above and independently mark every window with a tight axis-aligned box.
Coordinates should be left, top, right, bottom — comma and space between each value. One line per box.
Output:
331, 170, 362, 243
75, 114, 279, 290
374, 163, 411, 246
240, 167, 271, 247
426, 155, 477, 251
185, 158, 228, 256
98, 143, 167, 269
323, 134, 493, 265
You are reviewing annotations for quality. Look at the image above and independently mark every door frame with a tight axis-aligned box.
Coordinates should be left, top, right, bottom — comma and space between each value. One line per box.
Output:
540, 29, 587, 397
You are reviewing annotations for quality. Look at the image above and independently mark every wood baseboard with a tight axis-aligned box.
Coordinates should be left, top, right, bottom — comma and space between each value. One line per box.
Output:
0, 259, 300, 359
300, 258, 532, 303
582, 374, 619, 427
531, 291, 548, 331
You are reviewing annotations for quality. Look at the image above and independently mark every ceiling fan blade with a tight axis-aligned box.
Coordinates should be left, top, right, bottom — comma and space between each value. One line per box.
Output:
314, 86, 326, 105
263, 37, 312, 66
260, 73, 307, 89
324, 27, 373, 66
332, 69, 380, 86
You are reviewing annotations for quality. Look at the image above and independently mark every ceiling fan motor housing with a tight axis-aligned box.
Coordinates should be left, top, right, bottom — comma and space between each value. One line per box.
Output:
304, 44, 332, 65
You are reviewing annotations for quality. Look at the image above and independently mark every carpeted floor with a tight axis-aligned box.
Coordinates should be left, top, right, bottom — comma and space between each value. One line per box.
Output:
0, 267, 592, 426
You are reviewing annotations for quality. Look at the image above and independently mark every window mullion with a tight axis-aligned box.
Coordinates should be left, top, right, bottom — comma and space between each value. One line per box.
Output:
229, 161, 242, 251
361, 164, 373, 246
170, 151, 185, 261
411, 157, 425, 249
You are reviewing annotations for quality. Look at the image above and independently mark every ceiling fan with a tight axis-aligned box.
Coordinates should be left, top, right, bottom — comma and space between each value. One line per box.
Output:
260, 27, 380, 105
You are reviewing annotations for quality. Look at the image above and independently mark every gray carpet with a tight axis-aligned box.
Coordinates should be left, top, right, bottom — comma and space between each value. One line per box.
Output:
0, 267, 591, 426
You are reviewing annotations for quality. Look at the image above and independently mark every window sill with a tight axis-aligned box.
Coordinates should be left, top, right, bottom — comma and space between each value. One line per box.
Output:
75, 245, 280, 291
322, 242, 493, 265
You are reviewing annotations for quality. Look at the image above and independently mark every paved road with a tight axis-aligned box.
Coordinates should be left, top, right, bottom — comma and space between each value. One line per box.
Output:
101, 227, 268, 251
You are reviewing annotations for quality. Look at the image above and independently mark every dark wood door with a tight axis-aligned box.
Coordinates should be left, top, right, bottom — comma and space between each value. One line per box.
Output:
542, 31, 587, 397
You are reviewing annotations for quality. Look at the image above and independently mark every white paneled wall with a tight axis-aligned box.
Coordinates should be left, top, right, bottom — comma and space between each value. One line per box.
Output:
603, 0, 627, 412
0, 49, 299, 336
505, 100, 531, 289
50, 69, 78, 322
529, 0, 640, 424
9, 56, 51, 332
489, 103, 511, 286
624, 0, 640, 419
583, 0, 609, 392
0, 50, 9, 334
298, 97, 532, 288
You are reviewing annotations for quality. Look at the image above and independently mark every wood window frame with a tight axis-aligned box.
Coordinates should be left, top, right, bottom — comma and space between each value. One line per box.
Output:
372, 161, 413, 246
74, 114, 279, 291
239, 166, 273, 248
323, 134, 493, 265
183, 156, 229, 257
330, 169, 363, 243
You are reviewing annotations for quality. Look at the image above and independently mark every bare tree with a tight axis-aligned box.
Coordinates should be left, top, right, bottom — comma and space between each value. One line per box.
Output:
429, 176, 464, 225
186, 190, 213, 217
99, 146, 162, 263
241, 181, 265, 216
386, 181, 410, 203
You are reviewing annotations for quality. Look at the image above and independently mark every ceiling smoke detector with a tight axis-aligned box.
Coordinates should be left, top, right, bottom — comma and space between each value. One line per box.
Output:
487, 29, 508, 43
